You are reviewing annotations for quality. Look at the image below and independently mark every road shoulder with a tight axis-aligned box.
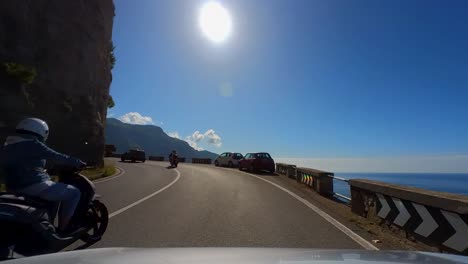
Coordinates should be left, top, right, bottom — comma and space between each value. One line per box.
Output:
216, 166, 438, 252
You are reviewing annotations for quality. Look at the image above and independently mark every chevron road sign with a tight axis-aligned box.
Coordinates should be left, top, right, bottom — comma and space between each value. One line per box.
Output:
376, 193, 468, 253
441, 210, 468, 252
413, 203, 438, 237
301, 174, 313, 187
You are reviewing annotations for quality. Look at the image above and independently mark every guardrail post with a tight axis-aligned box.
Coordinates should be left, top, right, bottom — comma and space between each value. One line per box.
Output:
286, 165, 296, 179
296, 168, 334, 197
317, 175, 334, 198
276, 163, 296, 178
296, 169, 302, 183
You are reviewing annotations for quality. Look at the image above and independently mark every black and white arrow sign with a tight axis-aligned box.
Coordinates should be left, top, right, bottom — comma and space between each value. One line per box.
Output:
376, 193, 390, 219
374, 193, 468, 253
392, 198, 410, 227
442, 210, 468, 252
413, 203, 438, 237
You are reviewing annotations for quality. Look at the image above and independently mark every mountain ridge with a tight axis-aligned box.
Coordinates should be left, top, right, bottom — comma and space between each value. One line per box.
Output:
105, 118, 218, 160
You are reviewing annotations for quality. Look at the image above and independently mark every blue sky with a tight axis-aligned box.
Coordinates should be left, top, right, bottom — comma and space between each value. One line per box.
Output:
109, 0, 468, 172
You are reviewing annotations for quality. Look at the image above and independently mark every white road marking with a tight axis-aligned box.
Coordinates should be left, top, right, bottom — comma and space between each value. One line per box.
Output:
441, 210, 468, 252
94, 166, 126, 184
108, 168, 181, 218
392, 197, 410, 227
376, 193, 391, 219
413, 203, 438, 237
221, 167, 379, 250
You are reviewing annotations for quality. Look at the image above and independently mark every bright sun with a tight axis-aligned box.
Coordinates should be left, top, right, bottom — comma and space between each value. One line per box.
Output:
199, 1, 232, 43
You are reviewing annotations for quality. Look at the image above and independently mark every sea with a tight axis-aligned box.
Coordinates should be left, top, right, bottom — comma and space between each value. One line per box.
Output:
332, 173, 468, 198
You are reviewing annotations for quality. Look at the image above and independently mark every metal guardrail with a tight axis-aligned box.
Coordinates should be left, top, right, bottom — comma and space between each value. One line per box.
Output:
334, 192, 351, 202
325, 175, 351, 202
325, 174, 348, 182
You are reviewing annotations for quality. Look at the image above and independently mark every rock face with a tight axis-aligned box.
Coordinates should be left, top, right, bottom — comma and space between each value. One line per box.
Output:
0, 0, 115, 165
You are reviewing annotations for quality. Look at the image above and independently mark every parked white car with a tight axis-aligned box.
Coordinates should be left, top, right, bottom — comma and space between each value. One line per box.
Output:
214, 152, 244, 167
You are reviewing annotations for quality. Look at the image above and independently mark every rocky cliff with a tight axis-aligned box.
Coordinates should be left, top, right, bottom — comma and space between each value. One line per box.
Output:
0, 0, 115, 165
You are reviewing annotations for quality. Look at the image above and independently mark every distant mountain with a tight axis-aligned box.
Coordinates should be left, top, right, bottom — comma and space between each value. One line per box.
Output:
105, 118, 218, 160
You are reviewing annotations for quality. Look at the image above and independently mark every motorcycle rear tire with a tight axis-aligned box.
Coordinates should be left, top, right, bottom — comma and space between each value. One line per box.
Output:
81, 200, 109, 243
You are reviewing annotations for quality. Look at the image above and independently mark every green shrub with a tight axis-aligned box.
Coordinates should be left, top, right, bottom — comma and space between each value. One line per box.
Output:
81, 160, 117, 181
109, 42, 116, 70
103, 165, 116, 177
3, 62, 37, 85
107, 95, 115, 108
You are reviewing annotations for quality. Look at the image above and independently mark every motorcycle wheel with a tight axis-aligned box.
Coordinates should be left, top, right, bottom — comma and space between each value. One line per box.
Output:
81, 200, 109, 243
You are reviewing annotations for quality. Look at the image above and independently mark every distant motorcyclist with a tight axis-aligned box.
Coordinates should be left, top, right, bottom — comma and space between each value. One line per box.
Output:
0, 118, 86, 233
169, 150, 178, 167
169, 150, 177, 160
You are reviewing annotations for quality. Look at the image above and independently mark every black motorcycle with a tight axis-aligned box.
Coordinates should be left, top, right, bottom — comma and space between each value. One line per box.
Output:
170, 154, 179, 168
0, 165, 108, 257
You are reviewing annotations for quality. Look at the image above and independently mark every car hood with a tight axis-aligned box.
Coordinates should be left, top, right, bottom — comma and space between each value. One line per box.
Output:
4, 248, 468, 264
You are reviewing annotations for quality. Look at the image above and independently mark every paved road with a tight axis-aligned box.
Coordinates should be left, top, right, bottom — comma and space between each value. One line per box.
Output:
86, 160, 366, 249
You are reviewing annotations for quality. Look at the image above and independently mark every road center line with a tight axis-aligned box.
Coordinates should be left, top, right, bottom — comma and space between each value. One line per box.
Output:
223, 167, 379, 250
108, 168, 181, 218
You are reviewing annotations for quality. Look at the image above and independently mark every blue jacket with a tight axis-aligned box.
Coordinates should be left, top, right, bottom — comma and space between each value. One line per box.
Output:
0, 135, 83, 190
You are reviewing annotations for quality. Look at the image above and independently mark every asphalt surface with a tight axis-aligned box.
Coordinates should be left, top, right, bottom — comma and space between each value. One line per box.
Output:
86, 160, 364, 249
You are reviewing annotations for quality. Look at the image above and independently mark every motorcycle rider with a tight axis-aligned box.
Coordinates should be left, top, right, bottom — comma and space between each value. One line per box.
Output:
169, 150, 178, 166
0, 118, 86, 234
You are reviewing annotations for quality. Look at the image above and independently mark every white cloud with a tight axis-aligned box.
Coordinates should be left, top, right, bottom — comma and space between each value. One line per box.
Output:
185, 131, 204, 151
276, 155, 468, 173
119, 112, 155, 125
188, 131, 205, 142
204, 129, 222, 147
167, 131, 180, 139
184, 129, 222, 150
186, 138, 204, 151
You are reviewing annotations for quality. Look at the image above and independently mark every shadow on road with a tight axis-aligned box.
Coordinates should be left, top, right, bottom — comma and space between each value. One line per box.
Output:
235, 168, 278, 176
251, 171, 278, 177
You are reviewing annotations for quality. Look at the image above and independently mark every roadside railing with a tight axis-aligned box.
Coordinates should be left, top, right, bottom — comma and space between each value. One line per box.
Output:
350, 179, 468, 255
276, 162, 468, 255
324, 175, 351, 202
296, 167, 334, 198
149, 156, 164, 161
192, 158, 212, 164
276, 163, 350, 202
276, 163, 296, 179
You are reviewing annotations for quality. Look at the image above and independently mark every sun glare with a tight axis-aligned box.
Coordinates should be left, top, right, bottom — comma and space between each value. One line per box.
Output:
198, 1, 232, 43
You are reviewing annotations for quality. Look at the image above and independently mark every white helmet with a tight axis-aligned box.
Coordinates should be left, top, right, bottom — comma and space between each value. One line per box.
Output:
16, 118, 49, 141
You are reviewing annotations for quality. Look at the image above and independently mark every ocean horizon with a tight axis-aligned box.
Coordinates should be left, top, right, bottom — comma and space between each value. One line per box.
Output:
332, 172, 468, 198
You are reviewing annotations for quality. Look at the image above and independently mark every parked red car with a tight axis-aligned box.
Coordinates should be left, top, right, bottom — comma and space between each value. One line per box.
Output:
239, 152, 275, 173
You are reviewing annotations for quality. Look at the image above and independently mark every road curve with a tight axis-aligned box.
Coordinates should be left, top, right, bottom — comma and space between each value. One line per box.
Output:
89, 160, 363, 249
